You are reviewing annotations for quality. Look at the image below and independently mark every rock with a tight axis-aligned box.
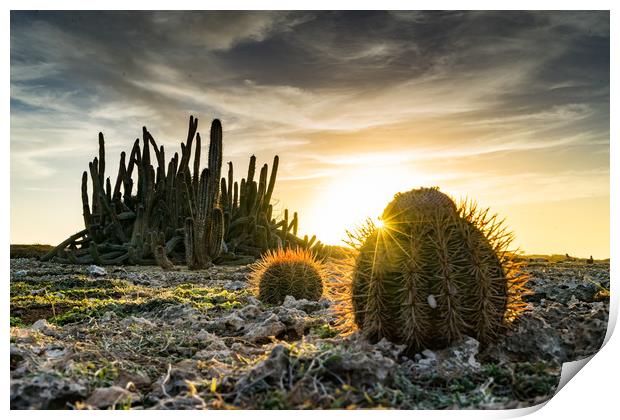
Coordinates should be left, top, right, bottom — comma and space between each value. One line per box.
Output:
523, 290, 547, 303
224, 280, 247, 291
159, 303, 203, 324
413, 337, 481, 378
44, 346, 66, 359
116, 370, 152, 391
492, 314, 565, 363
194, 348, 232, 361
151, 361, 199, 398
374, 338, 406, 359
525, 267, 607, 305
29, 287, 46, 295
101, 311, 117, 322
8, 256, 610, 410
10, 345, 27, 373
572, 283, 598, 303
205, 309, 249, 333
244, 314, 286, 342
194, 329, 227, 347
10, 373, 88, 409
31, 319, 50, 331
205, 312, 245, 334
556, 300, 608, 358
121, 316, 156, 328
224, 313, 246, 331
30, 319, 58, 336
421, 349, 437, 360
238, 304, 262, 319
150, 395, 207, 409
275, 306, 311, 337
322, 343, 396, 386
282, 295, 298, 307
85, 386, 136, 408
231, 270, 250, 281
282, 295, 322, 313
436, 337, 481, 375
246, 296, 261, 306
87, 265, 107, 277
235, 345, 290, 395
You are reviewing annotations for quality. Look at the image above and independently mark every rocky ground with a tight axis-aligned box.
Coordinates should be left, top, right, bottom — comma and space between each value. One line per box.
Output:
10, 257, 609, 410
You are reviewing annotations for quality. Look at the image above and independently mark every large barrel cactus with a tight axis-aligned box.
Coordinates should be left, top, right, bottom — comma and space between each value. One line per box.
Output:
350, 187, 526, 353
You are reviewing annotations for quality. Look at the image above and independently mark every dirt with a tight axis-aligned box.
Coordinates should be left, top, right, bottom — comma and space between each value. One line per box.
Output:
9, 257, 609, 410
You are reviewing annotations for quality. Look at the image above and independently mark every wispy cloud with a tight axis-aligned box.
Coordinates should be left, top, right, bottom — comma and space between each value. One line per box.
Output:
10, 11, 609, 256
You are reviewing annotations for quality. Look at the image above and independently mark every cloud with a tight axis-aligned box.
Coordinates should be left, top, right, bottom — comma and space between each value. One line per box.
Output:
9, 11, 610, 249
448, 168, 610, 206
148, 11, 309, 51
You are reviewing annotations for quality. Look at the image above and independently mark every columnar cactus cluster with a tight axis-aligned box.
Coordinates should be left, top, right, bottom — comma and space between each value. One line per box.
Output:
43, 116, 325, 268
349, 187, 527, 354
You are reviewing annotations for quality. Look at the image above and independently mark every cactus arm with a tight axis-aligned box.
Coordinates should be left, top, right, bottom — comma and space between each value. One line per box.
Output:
41, 229, 88, 261
112, 151, 126, 202
227, 162, 234, 211
263, 155, 279, 211
192, 132, 201, 193
177, 115, 197, 175
246, 155, 256, 185
233, 181, 239, 211
208, 208, 224, 260
81, 171, 92, 233
98, 132, 105, 193
184, 217, 195, 269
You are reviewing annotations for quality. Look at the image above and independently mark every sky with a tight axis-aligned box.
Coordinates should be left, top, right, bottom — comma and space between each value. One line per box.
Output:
10, 11, 610, 257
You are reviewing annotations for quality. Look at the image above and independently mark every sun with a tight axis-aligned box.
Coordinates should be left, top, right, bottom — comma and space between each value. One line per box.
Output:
375, 219, 385, 229
302, 166, 432, 245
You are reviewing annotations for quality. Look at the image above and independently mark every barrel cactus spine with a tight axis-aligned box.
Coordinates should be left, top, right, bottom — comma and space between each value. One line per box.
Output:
251, 247, 325, 305
349, 187, 528, 354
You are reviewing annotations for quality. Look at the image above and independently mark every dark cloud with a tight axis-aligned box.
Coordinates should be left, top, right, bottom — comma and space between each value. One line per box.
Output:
10, 11, 609, 111
10, 11, 610, 254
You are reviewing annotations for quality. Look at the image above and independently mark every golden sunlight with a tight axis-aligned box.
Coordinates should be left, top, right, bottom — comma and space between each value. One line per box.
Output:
302, 165, 434, 245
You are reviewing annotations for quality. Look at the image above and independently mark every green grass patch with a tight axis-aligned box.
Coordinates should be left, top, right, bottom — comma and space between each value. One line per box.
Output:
10, 316, 25, 327
311, 323, 339, 339
10, 277, 249, 326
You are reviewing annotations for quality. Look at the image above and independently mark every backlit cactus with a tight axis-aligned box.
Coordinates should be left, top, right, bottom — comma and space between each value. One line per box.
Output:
251, 248, 324, 305
43, 116, 325, 268
350, 187, 527, 353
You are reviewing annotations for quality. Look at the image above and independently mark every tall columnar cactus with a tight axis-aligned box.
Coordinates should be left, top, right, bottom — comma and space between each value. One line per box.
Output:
183, 120, 224, 268
43, 116, 325, 268
349, 187, 527, 353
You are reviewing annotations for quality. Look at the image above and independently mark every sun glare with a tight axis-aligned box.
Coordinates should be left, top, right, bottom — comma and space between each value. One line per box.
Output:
302, 166, 432, 245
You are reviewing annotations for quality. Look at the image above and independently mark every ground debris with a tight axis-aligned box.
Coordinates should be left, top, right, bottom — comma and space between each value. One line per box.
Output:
84, 386, 138, 409
9, 258, 609, 409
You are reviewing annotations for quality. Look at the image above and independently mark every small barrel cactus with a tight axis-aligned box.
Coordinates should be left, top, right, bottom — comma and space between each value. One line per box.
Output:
350, 187, 526, 353
251, 248, 324, 304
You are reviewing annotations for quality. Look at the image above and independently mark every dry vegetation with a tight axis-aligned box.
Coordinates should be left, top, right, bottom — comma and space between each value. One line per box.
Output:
9, 250, 609, 410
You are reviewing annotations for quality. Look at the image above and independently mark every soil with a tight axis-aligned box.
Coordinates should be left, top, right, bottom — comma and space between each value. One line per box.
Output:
9, 256, 609, 410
